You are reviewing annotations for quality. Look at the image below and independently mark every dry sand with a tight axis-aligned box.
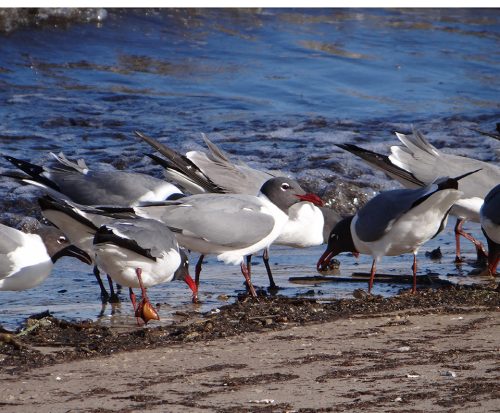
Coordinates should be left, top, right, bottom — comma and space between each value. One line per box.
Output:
1, 305, 499, 412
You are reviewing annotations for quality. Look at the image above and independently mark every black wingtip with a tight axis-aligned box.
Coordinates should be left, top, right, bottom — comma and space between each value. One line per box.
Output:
3, 155, 60, 191
454, 168, 482, 181
436, 169, 482, 191
335, 143, 357, 151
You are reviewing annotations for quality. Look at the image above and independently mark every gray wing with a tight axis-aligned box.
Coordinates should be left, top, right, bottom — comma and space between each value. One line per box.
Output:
103, 219, 178, 258
48, 170, 173, 205
135, 194, 275, 248
390, 130, 500, 198
0, 223, 25, 254
182, 134, 276, 195
482, 184, 500, 225
355, 185, 437, 242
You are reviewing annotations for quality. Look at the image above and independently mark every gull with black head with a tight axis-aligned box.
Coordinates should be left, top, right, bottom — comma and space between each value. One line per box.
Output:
317, 171, 480, 294
98, 176, 324, 298
336, 129, 499, 263
135, 131, 339, 288
93, 218, 197, 325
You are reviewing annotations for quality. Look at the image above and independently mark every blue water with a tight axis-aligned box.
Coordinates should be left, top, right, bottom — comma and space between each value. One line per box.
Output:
0, 8, 498, 329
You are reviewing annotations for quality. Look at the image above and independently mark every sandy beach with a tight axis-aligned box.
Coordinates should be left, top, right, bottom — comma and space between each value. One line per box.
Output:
1, 286, 499, 412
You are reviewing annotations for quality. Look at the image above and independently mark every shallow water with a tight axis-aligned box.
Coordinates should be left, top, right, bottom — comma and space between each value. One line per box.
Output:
0, 222, 491, 331
0, 9, 498, 328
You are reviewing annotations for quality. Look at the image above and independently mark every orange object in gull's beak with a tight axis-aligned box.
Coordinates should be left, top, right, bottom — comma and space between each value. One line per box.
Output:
295, 193, 324, 207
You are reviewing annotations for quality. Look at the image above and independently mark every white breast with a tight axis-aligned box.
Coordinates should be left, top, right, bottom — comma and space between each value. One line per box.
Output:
94, 245, 180, 288
352, 189, 461, 259
136, 182, 182, 204
275, 202, 324, 248
450, 197, 484, 222
0, 234, 53, 290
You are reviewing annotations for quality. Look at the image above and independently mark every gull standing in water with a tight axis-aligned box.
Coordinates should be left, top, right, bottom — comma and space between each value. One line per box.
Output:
97, 177, 324, 298
317, 171, 479, 294
135, 131, 340, 288
336, 129, 499, 263
93, 218, 196, 325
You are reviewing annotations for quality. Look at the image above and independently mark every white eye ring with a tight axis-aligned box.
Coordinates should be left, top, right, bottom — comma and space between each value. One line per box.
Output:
281, 183, 290, 191
57, 236, 67, 244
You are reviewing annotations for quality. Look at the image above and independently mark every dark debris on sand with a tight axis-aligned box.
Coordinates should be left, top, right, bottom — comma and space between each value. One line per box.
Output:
0, 285, 498, 374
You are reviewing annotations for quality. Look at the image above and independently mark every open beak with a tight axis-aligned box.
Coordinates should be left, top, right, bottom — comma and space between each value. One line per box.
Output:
60, 245, 92, 265
317, 248, 335, 272
295, 193, 324, 207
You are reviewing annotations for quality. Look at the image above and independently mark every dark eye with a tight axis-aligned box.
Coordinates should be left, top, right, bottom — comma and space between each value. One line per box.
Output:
281, 183, 290, 191
57, 236, 67, 244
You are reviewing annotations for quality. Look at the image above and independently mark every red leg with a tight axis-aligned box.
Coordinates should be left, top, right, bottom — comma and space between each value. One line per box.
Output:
136, 267, 147, 299
368, 259, 377, 294
195, 254, 204, 288
411, 254, 417, 294
455, 218, 488, 263
490, 257, 499, 276
129, 287, 142, 325
489, 252, 499, 276
129, 287, 137, 311
240, 262, 257, 298
135, 268, 159, 324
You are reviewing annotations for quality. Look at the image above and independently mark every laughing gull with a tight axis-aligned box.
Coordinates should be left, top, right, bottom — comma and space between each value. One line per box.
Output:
3, 153, 183, 206
97, 177, 324, 298
0, 221, 91, 291
38, 195, 119, 300
480, 184, 500, 277
135, 131, 273, 195
337, 129, 500, 262
317, 171, 479, 294
135, 131, 340, 288
38, 195, 198, 303
93, 218, 196, 324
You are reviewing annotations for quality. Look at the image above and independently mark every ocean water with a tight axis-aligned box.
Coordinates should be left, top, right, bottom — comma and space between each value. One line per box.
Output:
0, 8, 498, 329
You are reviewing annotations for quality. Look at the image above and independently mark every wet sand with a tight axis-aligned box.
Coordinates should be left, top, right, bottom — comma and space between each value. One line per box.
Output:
0, 286, 499, 412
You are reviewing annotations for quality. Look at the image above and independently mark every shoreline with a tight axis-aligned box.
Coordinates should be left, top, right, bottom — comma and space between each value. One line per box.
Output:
0, 285, 499, 412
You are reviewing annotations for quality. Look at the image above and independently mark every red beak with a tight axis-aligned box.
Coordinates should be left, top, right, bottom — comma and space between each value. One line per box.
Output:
183, 274, 199, 302
295, 193, 324, 207
317, 249, 334, 272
